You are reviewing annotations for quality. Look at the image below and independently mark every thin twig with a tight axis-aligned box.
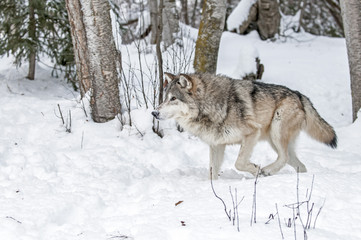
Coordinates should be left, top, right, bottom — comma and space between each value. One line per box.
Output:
81, 99, 88, 118
58, 104, 65, 125
81, 131, 84, 149
134, 123, 144, 137
276, 204, 285, 239
66, 110, 71, 133
210, 168, 231, 221
230, 186, 236, 226
6, 216, 22, 224
235, 188, 240, 232
313, 199, 325, 229
293, 206, 297, 240
265, 214, 274, 224
296, 169, 307, 237
251, 167, 260, 226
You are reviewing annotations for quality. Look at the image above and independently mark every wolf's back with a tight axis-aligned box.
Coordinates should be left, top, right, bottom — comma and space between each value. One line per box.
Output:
301, 95, 337, 148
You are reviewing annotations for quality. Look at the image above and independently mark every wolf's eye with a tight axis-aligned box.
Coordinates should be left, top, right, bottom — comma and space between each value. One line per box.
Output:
170, 96, 176, 101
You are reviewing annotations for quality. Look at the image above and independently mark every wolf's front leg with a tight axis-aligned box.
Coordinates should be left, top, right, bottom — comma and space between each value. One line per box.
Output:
234, 131, 260, 176
209, 144, 226, 180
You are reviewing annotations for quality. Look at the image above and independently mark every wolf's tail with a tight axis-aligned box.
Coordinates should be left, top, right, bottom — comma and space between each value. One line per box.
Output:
301, 94, 337, 148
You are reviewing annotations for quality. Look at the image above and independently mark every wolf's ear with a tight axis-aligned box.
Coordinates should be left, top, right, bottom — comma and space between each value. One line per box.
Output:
179, 74, 193, 91
164, 72, 175, 89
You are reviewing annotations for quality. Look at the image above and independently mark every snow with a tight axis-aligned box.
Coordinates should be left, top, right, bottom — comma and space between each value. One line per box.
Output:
227, 0, 257, 32
1, 28, 361, 240
229, 43, 259, 79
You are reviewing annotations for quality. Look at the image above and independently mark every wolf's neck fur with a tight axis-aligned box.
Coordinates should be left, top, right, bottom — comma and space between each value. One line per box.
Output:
176, 111, 244, 145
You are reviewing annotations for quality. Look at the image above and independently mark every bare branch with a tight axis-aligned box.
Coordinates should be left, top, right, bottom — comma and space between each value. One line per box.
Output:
210, 168, 231, 221
276, 203, 285, 239
313, 199, 326, 229
251, 167, 260, 226
57, 104, 65, 125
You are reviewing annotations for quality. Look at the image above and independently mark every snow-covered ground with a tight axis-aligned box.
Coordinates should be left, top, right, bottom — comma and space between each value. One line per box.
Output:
1, 30, 361, 240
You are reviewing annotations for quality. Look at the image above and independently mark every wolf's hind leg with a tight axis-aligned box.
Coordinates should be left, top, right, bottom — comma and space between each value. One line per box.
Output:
234, 130, 260, 176
288, 141, 307, 173
209, 144, 226, 180
262, 139, 288, 176
262, 105, 304, 176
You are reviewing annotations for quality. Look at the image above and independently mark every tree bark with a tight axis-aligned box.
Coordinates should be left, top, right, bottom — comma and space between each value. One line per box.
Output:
340, 0, 361, 121
162, 0, 179, 48
149, 0, 158, 44
65, 0, 91, 96
180, 0, 189, 25
65, 0, 121, 123
257, 0, 281, 40
193, 0, 227, 74
27, 0, 36, 80
157, 0, 164, 105
191, 0, 198, 27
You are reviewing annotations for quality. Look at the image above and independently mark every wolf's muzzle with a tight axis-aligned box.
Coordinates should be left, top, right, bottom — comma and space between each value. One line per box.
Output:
152, 111, 160, 120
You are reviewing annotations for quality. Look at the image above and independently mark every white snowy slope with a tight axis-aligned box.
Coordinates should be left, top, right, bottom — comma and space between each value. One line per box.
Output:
1, 31, 361, 240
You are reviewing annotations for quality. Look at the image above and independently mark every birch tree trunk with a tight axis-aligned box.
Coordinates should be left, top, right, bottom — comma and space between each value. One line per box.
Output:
193, 0, 227, 74
340, 0, 361, 122
65, 0, 121, 123
65, 0, 91, 96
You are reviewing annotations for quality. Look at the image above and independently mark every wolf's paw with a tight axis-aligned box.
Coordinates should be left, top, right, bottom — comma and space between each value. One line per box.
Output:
235, 163, 260, 176
260, 166, 278, 176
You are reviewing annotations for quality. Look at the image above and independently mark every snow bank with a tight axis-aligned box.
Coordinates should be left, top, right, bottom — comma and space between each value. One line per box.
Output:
230, 43, 259, 79
227, 0, 257, 32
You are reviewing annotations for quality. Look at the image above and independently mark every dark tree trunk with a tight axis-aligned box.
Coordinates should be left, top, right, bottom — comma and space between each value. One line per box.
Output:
156, 0, 164, 105
27, 0, 36, 80
181, 0, 189, 25
191, 0, 198, 27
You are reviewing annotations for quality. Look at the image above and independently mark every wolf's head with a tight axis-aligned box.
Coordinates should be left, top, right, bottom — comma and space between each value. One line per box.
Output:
152, 73, 199, 121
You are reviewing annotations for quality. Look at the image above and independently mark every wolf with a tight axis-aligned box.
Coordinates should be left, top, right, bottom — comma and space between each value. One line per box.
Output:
152, 73, 337, 179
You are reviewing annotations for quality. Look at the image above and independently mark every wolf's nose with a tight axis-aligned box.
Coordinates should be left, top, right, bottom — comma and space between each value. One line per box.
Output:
152, 111, 160, 119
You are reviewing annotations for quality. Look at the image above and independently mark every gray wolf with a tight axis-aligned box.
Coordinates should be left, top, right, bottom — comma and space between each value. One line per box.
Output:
152, 73, 337, 179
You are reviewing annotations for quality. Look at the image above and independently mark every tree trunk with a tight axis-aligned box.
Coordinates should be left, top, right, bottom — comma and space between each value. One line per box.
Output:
191, 0, 198, 27
65, 0, 91, 96
162, 0, 179, 48
27, 0, 36, 80
65, 0, 121, 123
180, 0, 189, 25
193, 0, 227, 74
149, 0, 158, 44
340, 0, 361, 122
157, 0, 164, 105
27, 51, 36, 80
257, 0, 281, 40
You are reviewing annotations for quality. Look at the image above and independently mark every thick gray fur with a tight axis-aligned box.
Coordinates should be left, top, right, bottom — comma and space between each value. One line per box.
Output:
153, 73, 337, 179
